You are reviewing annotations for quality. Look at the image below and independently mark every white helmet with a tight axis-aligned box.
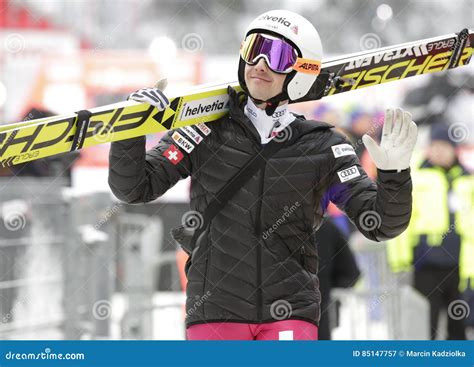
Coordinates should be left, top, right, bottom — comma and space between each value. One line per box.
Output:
238, 9, 323, 105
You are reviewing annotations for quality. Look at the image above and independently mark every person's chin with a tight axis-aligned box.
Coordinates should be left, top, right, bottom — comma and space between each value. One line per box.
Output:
252, 94, 268, 101
248, 87, 270, 101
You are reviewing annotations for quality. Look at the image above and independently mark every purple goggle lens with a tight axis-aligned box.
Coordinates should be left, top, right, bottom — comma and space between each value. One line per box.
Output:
240, 33, 298, 73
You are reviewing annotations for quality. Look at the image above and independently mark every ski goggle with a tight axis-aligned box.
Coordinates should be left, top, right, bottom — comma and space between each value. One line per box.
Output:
240, 33, 321, 75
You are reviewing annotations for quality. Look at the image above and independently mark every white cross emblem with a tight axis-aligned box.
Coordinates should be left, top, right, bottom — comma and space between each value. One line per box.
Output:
167, 150, 178, 161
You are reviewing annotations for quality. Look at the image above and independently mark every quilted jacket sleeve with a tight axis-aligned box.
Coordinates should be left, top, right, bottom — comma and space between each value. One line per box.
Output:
325, 132, 413, 242
108, 130, 194, 204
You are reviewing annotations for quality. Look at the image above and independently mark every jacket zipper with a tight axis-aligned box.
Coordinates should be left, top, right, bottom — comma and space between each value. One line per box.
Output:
231, 113, 262, 149
255, 162, 266, 322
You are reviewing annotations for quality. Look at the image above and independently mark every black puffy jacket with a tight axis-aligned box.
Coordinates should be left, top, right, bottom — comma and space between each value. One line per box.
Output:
108, 87, 412, 328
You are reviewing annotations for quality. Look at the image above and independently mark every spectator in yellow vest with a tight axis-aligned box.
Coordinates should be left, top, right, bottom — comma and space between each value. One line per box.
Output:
388, 122, 474, 340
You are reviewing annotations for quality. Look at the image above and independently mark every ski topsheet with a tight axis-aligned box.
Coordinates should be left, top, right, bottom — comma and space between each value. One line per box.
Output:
0, 29, 472, 167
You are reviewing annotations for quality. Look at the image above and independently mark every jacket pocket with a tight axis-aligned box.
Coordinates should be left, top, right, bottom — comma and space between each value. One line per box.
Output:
184, 228, 209, 278
170, 224, 195, 255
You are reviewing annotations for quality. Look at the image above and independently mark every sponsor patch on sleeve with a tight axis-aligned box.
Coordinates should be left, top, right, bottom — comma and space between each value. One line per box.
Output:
331, 143, 356, 158
195, 123, 211, 136
172, 131, 195, 153
163, 144, 184, 165
337, 165, 360, 183
180, 125, 203, 144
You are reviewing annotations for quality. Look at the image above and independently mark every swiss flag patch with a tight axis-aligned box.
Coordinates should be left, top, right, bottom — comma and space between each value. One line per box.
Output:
163, 144, 184, 165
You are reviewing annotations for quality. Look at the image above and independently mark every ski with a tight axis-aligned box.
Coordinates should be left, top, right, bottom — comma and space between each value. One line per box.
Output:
0, 29, 472, 167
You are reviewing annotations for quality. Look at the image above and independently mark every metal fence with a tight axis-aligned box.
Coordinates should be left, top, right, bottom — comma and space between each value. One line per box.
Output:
331, 238, 429, 340
0, 178, 69, 339
0, 177, 187, 340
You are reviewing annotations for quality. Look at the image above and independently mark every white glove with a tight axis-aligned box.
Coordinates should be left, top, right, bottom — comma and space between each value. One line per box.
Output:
362, 108, 418, 172
128, 79, 169, 111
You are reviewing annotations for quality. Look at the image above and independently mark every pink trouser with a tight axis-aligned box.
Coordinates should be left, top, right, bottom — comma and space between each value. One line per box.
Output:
187, 320, 318, 340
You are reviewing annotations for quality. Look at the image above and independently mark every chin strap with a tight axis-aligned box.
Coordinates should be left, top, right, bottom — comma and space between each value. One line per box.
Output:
250, 91, 289, 116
